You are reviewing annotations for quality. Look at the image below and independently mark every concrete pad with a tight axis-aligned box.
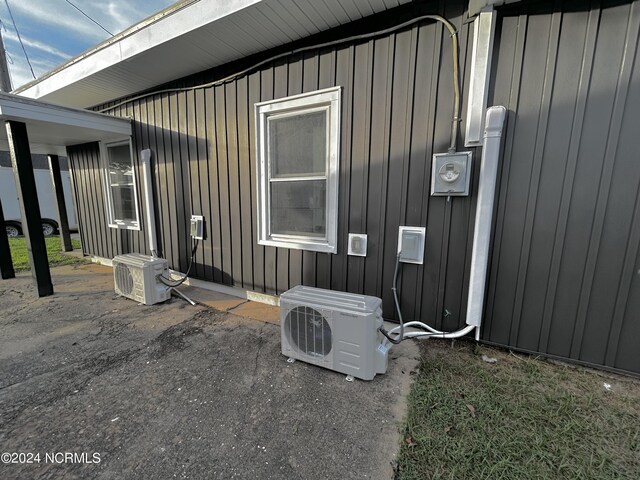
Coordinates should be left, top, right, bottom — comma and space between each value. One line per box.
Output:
178, 285, 248, 312
0, 264, 419, 479
229, 300, 280, 325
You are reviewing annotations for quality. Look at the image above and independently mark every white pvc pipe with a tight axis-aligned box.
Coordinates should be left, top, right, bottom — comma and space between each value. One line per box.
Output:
388, 322, 476, 339
140, 149, 158, 257
465, 106, 507, 340
402, 325, 476, 340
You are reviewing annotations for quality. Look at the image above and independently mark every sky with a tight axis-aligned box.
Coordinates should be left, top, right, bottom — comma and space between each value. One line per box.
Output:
0, 0, 177, 89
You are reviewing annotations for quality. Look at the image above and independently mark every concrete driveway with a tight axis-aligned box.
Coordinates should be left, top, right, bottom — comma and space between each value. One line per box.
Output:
0, 264, 418, 479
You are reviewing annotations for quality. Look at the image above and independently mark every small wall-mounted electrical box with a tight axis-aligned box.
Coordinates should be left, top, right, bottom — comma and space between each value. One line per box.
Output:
431, 151, 473, 196
347, 233, 368, 256
398, 226, 426, 264
190, 215, 205, 240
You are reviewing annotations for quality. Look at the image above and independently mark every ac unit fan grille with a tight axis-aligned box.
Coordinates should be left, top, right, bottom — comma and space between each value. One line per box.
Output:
284, 306, 332, 358
115, 263, 134, 295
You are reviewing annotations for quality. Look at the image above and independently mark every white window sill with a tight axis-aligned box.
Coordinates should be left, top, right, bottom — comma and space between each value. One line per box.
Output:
108, 223, 141, 231
258, 238, 336, 254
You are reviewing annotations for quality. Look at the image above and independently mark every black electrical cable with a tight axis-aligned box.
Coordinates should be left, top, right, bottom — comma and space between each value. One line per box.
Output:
63, 0, 113, 36
379, 253, 405, 344
98, 11, 460, 147
157, 239, 199, 287
4, 0, 35, 79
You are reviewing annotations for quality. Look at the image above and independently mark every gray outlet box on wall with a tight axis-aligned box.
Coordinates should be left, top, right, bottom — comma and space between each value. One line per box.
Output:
190, 215, 205, 240
431, 151, 473, 196
347, 233, 367, 256
397, 226, 426, 264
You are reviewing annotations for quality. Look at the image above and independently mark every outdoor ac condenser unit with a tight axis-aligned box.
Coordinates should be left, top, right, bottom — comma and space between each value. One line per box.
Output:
280, 285, 388, 380
112, 253, 171, 305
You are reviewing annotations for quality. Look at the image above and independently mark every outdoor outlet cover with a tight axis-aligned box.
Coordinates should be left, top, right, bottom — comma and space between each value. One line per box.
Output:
398, 226, 426, 264
348, 233, 367, 256
190, 215, 205, 240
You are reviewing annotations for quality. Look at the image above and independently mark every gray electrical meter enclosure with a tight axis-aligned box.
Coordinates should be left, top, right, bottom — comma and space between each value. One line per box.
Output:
431, 151, 473, 196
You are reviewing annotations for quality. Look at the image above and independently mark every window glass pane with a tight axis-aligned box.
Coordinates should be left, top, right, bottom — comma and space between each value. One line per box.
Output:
269, 111, 326, 177
270, 180, 326, 237
110, 184, 136, 222
107, 144, 134, 186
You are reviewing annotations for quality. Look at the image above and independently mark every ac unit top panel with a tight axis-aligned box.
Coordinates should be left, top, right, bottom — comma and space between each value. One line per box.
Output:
280, 285, 381, 315
113, 253, 167, 268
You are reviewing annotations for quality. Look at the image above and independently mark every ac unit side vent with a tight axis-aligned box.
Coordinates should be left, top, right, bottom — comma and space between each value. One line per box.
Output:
280, 285, 388, 380
112, 253, 171, 306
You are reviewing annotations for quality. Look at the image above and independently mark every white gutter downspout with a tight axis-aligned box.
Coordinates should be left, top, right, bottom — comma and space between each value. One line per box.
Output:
140, 148, 158, 257
465, 106, 507, 340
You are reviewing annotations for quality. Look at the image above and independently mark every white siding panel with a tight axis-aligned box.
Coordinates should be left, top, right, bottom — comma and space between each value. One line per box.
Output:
278, 0, 325, 33
290, 0, 333, 30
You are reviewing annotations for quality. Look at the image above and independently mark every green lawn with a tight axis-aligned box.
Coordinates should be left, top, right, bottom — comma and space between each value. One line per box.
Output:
8, 236, 86, 271
395, 340, 640, 480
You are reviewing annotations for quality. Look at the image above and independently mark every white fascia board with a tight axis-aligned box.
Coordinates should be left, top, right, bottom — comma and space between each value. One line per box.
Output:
0, 140, 67, 156
0, 97, 131, 136
17, 0, 263, 101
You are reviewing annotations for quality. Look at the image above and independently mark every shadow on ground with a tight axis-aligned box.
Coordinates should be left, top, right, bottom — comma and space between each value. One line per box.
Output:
0, 264, 418, 479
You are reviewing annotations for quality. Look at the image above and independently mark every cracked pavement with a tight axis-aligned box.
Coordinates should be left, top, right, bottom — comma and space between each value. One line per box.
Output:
0, 264, 418, 479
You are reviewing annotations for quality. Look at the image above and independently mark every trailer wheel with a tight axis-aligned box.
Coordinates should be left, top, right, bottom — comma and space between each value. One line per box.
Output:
42, 221, 56, 236
6, 224, 21, 237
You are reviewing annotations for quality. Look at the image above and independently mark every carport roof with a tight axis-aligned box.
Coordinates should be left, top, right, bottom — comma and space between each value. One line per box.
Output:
0, 92, 132, 156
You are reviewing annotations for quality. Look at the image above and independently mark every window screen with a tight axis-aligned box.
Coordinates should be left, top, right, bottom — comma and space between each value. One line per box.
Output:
256, 87, 341, 253
103, 141, 139, 229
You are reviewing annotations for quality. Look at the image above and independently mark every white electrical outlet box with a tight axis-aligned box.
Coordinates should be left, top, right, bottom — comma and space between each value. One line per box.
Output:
397, 226, 426, 264
190, 215, 205, 240
431, 151, 473, 196
348, 233, 368, 256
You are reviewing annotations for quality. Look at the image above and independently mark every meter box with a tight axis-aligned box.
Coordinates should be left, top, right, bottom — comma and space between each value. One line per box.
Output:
431, 151, 473, 196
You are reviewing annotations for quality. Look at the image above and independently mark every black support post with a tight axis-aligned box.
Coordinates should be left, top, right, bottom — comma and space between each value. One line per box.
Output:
48, 154, 73, 252
0, 198, 15, 279
6, 120, 53, 297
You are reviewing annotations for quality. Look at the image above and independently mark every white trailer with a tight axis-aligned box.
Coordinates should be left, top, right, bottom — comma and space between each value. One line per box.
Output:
0, 166, 78, 236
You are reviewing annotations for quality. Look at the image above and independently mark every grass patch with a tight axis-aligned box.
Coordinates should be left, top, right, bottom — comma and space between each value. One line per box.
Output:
395, 341, 640, 480
8, 236, 85, 271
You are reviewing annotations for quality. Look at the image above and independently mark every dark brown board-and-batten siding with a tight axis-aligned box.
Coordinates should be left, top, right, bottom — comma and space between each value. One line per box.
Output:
68, 0, 640, 375
485, 0, 640, 374
68, 0, 479, 334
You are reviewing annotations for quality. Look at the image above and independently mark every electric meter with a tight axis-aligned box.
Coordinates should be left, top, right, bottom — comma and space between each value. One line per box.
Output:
431, 151, 473, 196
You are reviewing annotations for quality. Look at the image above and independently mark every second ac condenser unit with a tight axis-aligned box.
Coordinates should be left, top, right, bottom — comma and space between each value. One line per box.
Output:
112, 253, 171, 305
280, 285, 388, 380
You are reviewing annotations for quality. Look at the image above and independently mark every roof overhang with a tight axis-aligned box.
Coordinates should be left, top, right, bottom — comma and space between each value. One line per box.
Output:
468, 0, 521, 17
0, 92, 132, 156
14, 0, 410, 108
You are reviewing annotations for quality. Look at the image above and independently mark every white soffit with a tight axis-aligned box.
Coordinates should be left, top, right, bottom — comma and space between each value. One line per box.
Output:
0, 92, 132, 155
14, 0, 411, 109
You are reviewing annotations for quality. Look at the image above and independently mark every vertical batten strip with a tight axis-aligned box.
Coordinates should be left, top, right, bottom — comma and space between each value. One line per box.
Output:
484, 12, 528, 341
508, 8, 562, 347
570, 2, 638, 359
539, 5, 601, 353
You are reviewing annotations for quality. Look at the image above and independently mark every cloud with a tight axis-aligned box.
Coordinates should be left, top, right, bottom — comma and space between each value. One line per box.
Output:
8, 1, 110, 42
3, 30, 70, 59
6, 56, 35, 89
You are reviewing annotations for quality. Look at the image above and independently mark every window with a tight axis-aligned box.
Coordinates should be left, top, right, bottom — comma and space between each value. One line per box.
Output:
255, 87, 341, 253
101, 139, 140, 230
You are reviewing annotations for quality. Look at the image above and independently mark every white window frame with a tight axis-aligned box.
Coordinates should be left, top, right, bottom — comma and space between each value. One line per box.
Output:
255, 87, 341, 254
100, 138, 140, 230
